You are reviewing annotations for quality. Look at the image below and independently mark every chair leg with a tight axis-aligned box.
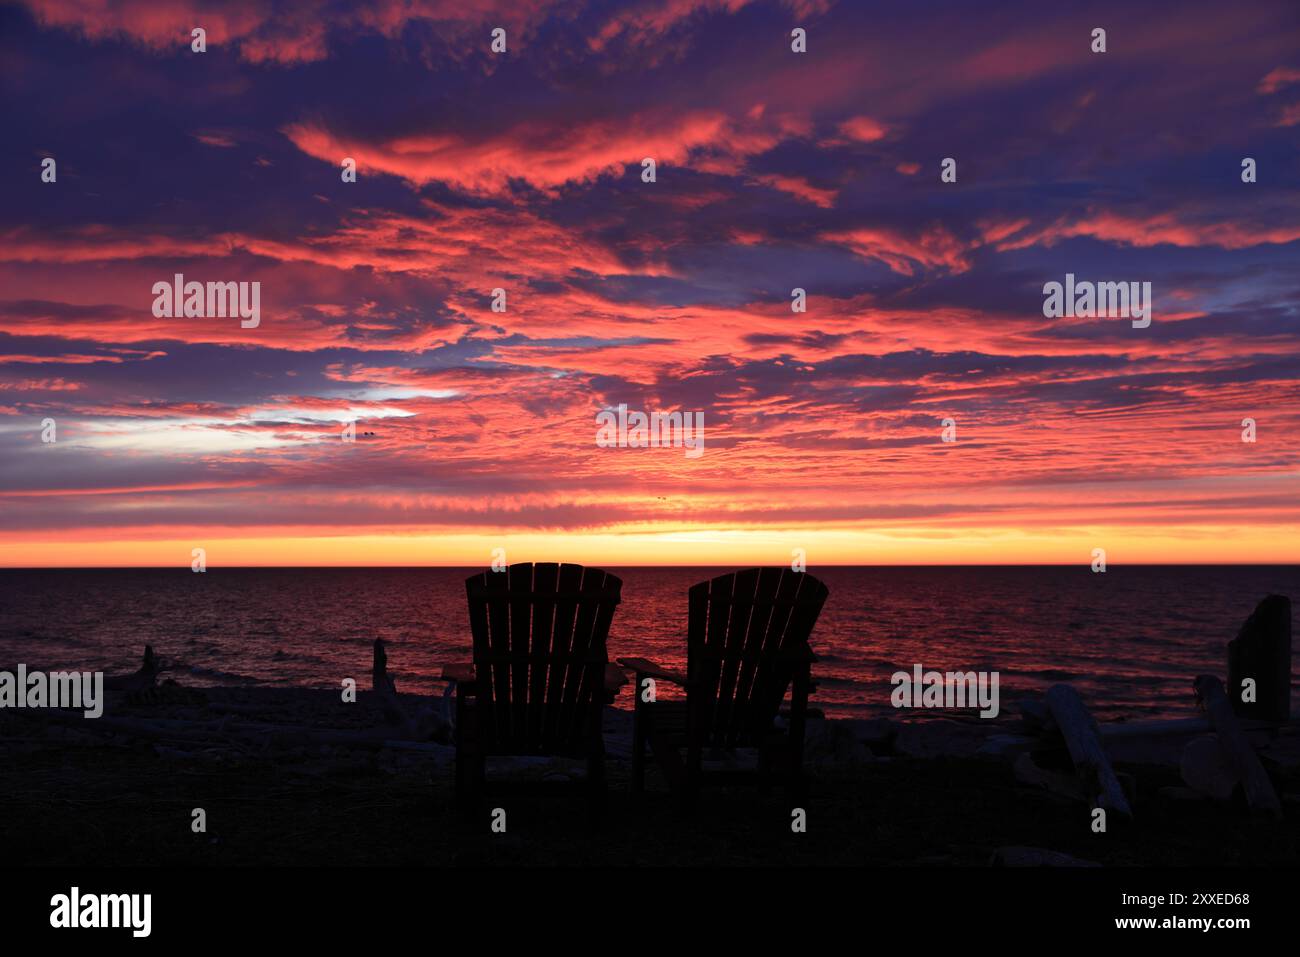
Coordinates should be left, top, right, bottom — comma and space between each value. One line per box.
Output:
785, 769, 809, 809
630, 688, 647, 794
786, 667, 811, 807
453, 687, 479, 818
456, 753, 485, 823
454, 747, 468, 811
679, 741, 701, 816
474, 754, 486, 796
587, 753, 607, 822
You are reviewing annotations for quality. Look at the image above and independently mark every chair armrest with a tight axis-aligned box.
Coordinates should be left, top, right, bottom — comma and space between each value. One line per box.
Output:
441, 663, 476, 684
778, 645, 818, 665
617, 657, 689, 686
794, 667, 818, 693
604, 663, 630, 693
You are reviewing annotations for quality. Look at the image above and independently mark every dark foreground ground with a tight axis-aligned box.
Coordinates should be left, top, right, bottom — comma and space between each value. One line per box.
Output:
3, 698, 1297, 867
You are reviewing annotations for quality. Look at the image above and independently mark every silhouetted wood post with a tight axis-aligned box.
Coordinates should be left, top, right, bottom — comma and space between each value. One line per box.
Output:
1227, 595, 1291, 723
372, 638, 404, 725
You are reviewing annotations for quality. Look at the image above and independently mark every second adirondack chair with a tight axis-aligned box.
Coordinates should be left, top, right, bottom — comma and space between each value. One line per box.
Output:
619, 567, 828, 808
442, 562, 626, 817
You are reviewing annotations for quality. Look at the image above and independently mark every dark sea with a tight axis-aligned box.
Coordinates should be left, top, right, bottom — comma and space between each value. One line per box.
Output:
1, 566, 1295, 721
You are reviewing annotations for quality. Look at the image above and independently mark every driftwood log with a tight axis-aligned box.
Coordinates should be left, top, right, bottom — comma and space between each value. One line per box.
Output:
1044, 683, 1133, 819
1013, 752, 1083, 802
1193, 674, 1282, 816
1179, 734, 1239, 801
1101, 715, 1276, 739
1227, 595, 1291, 723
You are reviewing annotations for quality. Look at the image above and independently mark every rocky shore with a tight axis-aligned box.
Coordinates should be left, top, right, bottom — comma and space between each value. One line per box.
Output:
3, 672, 1298, 867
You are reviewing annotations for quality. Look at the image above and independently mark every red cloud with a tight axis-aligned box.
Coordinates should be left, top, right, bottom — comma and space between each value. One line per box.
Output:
995, 210, 1300, 252
751, 173, 837, 207
837, 115, 889, 143
1258, 66, 1300, 94
0, 377, 84, 391
284, 108, 808, 196
20, 0, 556, 64
821, 224, 973, 275
1276, 102, 1300, 127
20, 0, 826, 67
192, 131, 239, 148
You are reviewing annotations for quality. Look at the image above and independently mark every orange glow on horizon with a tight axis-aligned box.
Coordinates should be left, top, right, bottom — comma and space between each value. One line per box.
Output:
3, 523, 1297, 567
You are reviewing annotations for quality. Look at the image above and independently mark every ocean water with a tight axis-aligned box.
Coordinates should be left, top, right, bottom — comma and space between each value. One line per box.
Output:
0, 565, 1295, 721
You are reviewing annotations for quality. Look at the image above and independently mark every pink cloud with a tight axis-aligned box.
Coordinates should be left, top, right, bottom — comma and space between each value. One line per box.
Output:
283, 108, 807, 196
837, 115, 889, 143
1258, 66, 1300, 94
0, 354, 127, 365
192, 131, 239, 148
751, 173, 837, 207
996, 210, 1300, 252
821, 225, 973, 275
0, 377, 84, 391
20, 0, 791, 66
1276, 102, 1300, 127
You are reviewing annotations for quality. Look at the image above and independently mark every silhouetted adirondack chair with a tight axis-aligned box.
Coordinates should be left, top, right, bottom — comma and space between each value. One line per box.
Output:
619, 567, 828, 809
442, 563, 626, 817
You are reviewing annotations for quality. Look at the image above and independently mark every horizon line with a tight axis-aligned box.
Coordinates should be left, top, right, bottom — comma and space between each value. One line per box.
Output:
2, 562, 1297, 571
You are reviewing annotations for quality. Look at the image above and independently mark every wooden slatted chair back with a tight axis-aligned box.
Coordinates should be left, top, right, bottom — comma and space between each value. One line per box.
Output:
686, 567, 828, 749
465, 562, 622, 755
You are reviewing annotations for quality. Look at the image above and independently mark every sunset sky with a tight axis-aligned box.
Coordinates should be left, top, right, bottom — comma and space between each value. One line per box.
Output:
1, 0, 1298, 567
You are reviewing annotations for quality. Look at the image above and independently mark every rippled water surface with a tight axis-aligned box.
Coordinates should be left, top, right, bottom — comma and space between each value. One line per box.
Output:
1, 566, 1295, 720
